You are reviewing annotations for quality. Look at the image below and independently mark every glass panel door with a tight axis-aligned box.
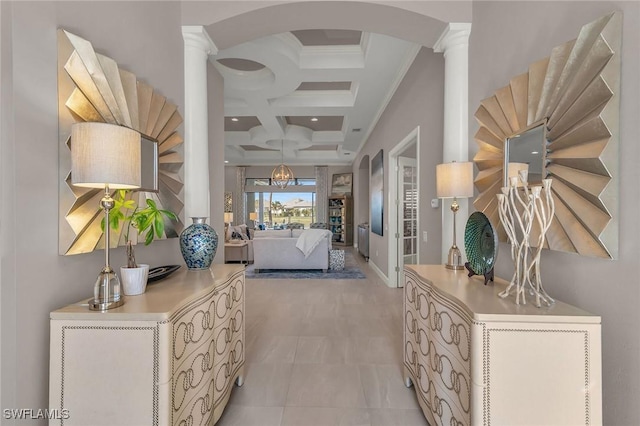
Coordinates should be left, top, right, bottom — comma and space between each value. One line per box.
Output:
398, 157, 417, 286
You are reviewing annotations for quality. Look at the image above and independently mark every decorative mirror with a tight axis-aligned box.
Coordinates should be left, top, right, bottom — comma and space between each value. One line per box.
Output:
140, 136, 159, 192
473, 12, 621, 259
58, 30, 185, 255
504, 120, 546, 186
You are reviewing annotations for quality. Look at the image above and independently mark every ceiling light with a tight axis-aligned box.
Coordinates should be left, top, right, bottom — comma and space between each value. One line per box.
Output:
271, 140, 294, 189
531, 151, 539, 154
231, 117, 239, 122
352, 128, 361, 132
310, 117, 318, 122
224, 160, 229, 163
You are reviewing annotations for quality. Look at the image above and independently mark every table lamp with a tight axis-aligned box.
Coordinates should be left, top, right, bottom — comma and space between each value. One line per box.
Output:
224, 212, 234, 225
436, 161, 474, 270
71, 122, 142, 310
249, 212, 258, 228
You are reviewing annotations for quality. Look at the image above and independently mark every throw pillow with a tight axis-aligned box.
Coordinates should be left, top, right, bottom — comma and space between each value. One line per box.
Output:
230, 224, 250, 240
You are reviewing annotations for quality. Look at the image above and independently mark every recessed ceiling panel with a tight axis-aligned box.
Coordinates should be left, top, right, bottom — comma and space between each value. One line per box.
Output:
216, 30, 420, 166
217, 58, 265, 71
301, 145, 338, 151
291, 30, 362, 46
225, 116, 261, 131
297, 82, 352, 91
286, 116, 344, 132
240, 145, 272, 151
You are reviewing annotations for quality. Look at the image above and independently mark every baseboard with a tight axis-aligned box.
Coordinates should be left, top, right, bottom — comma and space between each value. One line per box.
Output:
368, 260, 389, 287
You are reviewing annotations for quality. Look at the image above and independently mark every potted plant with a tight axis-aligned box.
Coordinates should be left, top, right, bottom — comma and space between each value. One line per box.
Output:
103, 190, 178, 295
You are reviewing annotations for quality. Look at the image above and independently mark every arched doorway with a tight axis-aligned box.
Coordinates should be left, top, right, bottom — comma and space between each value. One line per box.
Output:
184, 1, 471, 280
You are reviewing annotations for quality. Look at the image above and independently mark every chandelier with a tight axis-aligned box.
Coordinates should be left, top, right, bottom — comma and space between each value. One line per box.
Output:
271, 139, 294, 188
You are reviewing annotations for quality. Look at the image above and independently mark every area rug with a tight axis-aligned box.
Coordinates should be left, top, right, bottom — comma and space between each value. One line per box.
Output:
245, 251, 366, 279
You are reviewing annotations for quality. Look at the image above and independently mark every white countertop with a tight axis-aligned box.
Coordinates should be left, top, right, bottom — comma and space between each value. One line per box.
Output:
51, 264, 244, 322
405, 265, 599, 324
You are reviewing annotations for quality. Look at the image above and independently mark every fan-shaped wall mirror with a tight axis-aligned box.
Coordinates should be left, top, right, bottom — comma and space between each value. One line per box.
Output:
473, 12, 621, 259
58, 29, 184, 255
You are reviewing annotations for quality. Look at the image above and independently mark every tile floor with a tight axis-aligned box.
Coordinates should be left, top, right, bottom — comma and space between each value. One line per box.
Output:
217, 249, 429, 426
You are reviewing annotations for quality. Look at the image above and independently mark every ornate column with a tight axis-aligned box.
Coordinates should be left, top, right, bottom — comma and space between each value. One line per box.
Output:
182, 26, 217, 220
434, 23, 472, 264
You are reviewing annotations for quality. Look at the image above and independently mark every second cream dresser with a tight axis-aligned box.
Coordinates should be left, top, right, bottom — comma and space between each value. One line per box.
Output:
49, 264, 245, 426
404, 265, 602, 426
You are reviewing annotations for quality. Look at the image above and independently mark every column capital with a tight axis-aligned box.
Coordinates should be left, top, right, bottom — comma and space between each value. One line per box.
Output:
182, 25, 218, 55
433, 23, 471, 53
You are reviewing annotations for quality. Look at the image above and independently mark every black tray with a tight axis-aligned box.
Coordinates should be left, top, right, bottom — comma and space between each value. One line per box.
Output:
147, 265, 181, 283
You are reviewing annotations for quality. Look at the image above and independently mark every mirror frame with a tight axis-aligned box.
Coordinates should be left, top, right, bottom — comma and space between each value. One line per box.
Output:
58, 30, 185, 255
473, 12, 621, 259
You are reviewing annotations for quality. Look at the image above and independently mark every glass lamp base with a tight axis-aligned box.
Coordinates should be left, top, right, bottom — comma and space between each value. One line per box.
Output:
445, 245, 464, 270
89, 298, 124, 311
89, 268, 124, 311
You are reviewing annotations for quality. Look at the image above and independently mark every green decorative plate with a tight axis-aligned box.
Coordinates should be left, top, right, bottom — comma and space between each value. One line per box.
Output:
464, 212, 498, 283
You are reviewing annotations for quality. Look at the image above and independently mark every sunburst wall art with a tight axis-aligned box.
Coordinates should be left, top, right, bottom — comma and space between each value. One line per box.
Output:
473, 12, 621, 259
58, 29, 184, 255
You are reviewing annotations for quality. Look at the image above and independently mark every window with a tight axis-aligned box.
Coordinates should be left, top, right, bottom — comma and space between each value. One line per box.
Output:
244, 177, 317, 229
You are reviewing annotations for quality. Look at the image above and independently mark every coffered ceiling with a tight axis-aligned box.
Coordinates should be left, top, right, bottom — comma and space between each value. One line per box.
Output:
213, 29, 420, 166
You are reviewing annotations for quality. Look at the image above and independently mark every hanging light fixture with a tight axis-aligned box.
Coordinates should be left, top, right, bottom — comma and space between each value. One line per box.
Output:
271, 139, 294, 188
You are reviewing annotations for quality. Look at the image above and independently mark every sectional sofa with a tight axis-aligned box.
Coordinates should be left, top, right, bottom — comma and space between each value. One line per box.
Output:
252, 228, 332, 272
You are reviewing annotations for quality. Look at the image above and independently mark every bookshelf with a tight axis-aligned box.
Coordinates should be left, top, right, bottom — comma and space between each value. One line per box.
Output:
328, 195, 353, 246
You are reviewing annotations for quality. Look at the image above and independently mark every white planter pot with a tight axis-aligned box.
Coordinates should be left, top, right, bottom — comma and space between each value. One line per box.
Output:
120, 264, 149, 296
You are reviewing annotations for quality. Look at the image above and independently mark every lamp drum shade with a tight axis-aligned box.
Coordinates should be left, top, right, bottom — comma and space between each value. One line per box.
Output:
249, 212, 258, 221
436, 162, 474, 198
224, 212, 234, 223
71, 122, 142, 189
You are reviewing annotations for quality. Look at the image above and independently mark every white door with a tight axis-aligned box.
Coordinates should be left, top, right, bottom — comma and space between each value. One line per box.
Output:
397, 157, 417, 286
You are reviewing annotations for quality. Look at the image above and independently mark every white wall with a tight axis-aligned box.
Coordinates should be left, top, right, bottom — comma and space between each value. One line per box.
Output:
353, 47, 445, 277
470, 2, 640, 424
1, 1, 185, 419
0, 0, 15, 413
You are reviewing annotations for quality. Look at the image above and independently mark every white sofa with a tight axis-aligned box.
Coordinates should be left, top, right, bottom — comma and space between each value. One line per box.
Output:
252, 229, 331, 272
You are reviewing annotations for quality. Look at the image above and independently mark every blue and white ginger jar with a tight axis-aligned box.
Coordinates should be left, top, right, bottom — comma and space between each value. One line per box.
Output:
179, 217, 218, 270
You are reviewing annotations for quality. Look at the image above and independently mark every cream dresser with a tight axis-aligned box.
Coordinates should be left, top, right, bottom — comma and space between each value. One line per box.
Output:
404, 265, 601, 426
49, 264, 245, 426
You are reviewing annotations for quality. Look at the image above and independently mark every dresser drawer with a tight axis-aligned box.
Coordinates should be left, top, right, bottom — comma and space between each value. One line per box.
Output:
414, 359, 468, 426
421, 289, 471, 377
172, 294, 216, 368
172, 338, 216, 424
428, 336, 471, 420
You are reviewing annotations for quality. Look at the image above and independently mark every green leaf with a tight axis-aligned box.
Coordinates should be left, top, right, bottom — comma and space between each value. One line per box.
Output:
160, 209, 178, 221
140, 214, 154, 232
155, 215, 165, 238
144, 228, 154, 245
109, 212, 120, 230
146, 198, 157, 209
122, 200, 136, 210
